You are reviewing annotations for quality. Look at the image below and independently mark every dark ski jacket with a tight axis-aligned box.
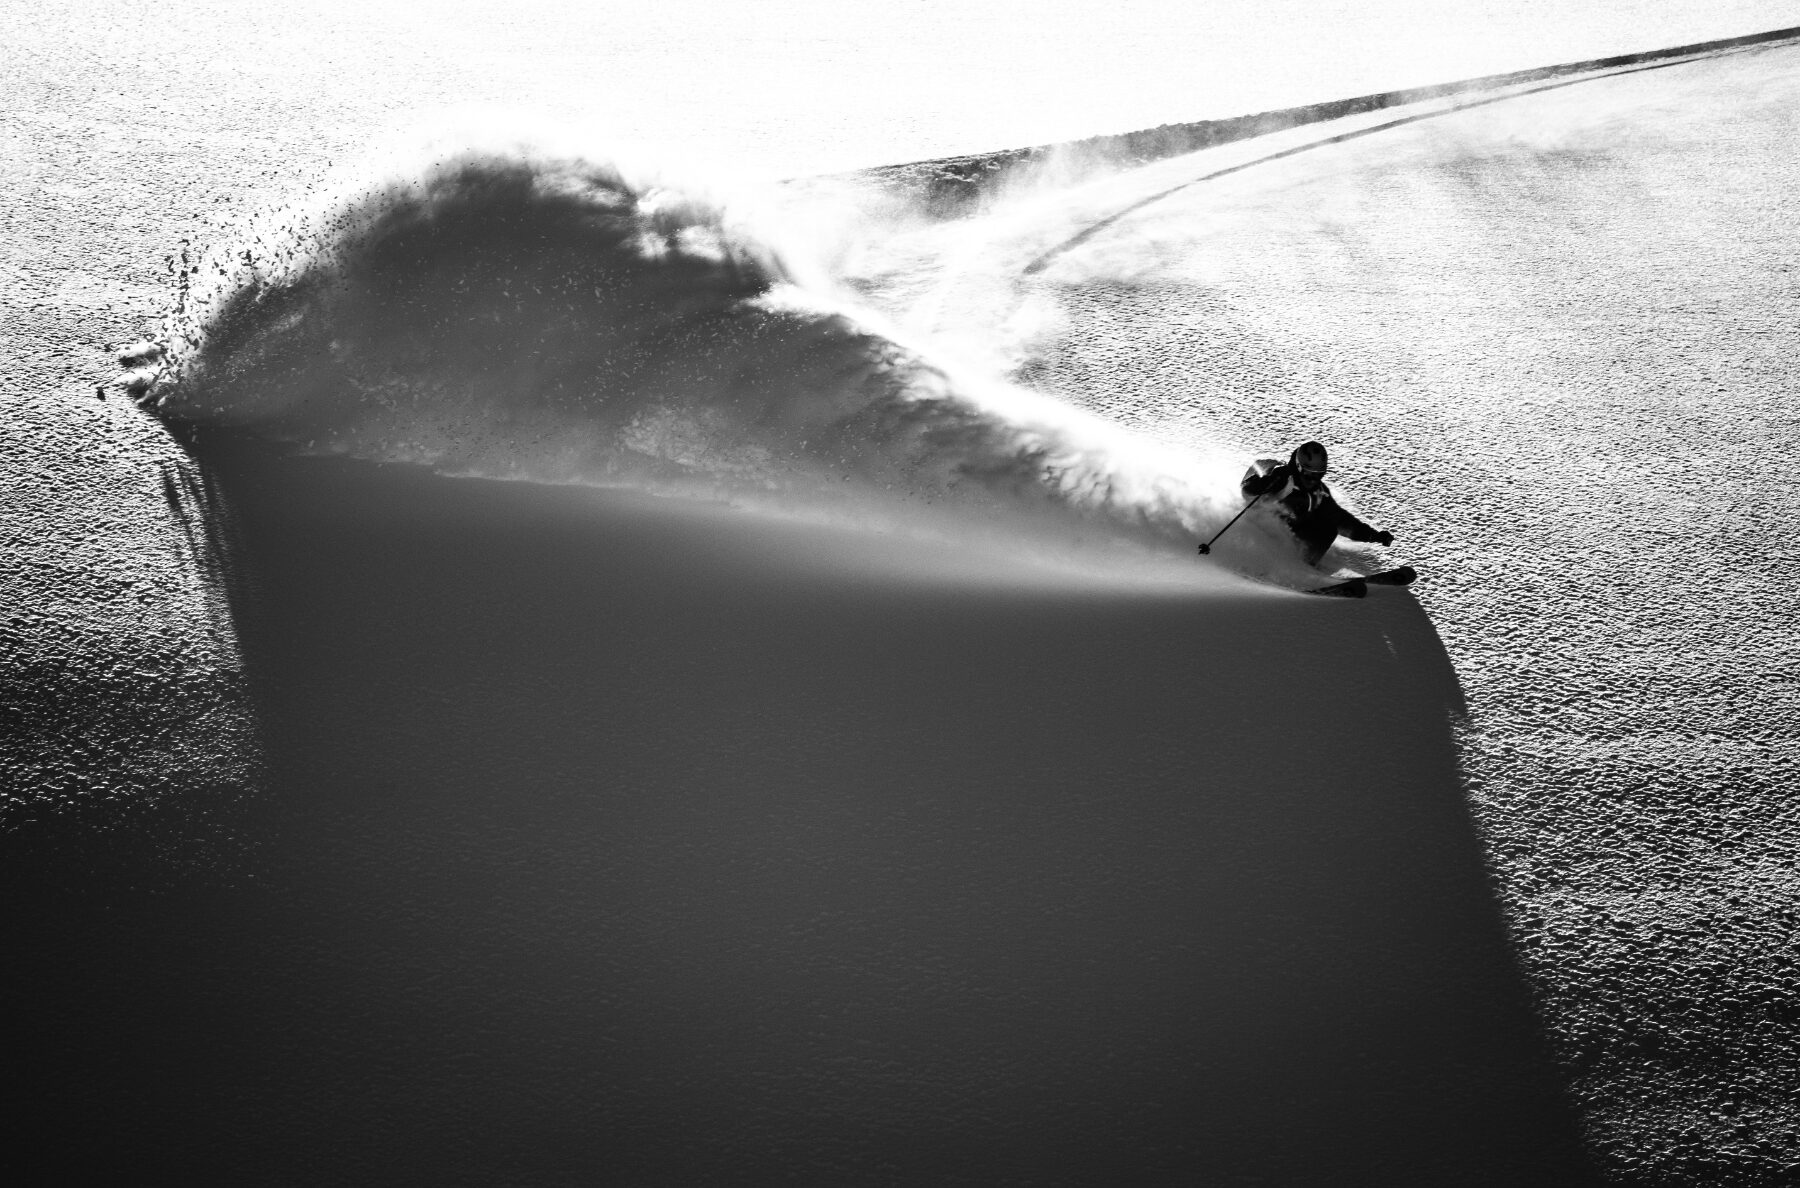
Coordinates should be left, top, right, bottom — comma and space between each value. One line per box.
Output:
1241, 458, 1384, 566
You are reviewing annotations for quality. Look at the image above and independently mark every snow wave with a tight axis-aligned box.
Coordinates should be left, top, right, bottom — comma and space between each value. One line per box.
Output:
141, 148, 1276, 570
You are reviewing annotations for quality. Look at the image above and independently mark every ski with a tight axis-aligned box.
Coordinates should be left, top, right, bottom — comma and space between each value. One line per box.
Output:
1310, 566, 1414, 597
1364, 565, 1417, 586
1309, 577, 1367, 598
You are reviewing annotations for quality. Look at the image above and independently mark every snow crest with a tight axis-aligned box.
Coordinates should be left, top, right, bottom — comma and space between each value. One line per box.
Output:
140, 147, 1306, 577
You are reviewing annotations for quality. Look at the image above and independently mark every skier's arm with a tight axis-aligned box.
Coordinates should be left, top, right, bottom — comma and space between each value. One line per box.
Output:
1241, 462, 1293, 498
1328, 497, 1394, 547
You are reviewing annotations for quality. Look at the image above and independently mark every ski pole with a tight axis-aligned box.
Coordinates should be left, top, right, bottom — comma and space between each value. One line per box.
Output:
1197, 492, 1262, 556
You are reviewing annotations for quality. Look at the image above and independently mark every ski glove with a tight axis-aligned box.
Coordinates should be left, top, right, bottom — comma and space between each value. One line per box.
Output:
1373, 530, 1395, 547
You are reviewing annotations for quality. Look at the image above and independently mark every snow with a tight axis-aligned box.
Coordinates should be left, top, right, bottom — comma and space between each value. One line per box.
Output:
5, 3, 1800, 1183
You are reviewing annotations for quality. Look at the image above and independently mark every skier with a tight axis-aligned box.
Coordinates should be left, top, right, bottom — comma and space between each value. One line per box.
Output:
1198, 441, 1413, 594
1239, 441, 1392, 566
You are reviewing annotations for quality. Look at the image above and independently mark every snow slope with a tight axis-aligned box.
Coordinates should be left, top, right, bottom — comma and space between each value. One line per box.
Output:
5, 4, 1800, 1184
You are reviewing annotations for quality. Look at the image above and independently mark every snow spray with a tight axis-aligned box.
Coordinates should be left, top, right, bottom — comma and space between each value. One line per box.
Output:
141, 144, 1311, 582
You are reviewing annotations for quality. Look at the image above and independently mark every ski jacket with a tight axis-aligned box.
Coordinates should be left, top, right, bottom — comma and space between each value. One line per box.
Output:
1241, 458, 1384, 565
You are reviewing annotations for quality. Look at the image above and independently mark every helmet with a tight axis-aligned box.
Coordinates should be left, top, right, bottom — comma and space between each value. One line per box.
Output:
1290, 441, 1328, 475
